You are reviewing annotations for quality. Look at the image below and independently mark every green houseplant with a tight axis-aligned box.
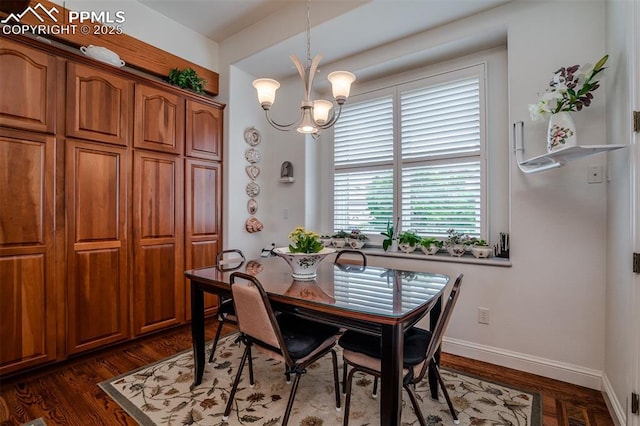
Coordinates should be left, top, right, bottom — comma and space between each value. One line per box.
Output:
398, 231, 420, 253
419, 237, 443, 255
167, 68, 206, 94
471, 239, 493, 258
380, 218, 398, 251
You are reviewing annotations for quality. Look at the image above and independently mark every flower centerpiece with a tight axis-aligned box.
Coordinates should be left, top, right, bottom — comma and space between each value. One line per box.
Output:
273, 226, 335, 280
528, 54, 608, 152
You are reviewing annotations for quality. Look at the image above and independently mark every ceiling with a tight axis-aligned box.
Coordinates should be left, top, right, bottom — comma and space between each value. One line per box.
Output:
138, 0, 512, 79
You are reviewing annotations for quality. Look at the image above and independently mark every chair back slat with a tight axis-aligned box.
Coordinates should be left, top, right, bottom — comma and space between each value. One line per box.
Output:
421, 273, 463, 375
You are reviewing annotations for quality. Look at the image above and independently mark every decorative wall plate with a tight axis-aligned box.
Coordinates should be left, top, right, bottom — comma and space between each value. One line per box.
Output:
246, 165, 260, 180
247, 198, 258, 215
245, 148, 262, 164
244, 127, 261, 146
245, 217, 264, 233
246, 182, 260, 197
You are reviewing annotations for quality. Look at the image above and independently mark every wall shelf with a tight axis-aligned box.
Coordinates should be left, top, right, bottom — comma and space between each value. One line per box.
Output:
513, 121, 627, 174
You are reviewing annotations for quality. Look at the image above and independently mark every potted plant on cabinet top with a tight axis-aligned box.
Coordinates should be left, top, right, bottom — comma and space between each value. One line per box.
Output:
471, 239, 492, 258
420, 237, 443, 255
398, 231, 421, 253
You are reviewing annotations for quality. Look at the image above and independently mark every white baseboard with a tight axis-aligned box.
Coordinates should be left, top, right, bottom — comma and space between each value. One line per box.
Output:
442, 337, 602, 390
601, 373, 627, 426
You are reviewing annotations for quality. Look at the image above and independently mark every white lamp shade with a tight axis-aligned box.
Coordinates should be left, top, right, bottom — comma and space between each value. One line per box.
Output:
296, 108, 318, 134
327, 71, 356, 102
253, 78, 280, 107
313, 100, 333, 124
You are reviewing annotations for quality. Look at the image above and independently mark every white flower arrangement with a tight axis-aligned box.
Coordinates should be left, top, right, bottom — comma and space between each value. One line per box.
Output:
529, 55, 608, 121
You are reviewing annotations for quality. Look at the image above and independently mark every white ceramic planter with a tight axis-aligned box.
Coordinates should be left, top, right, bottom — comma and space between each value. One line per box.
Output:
446, 244, 466, 257
273, 247, 336, 280
471, 246, 493, 258
398, 243, 416, 253
420, 244, 440, 255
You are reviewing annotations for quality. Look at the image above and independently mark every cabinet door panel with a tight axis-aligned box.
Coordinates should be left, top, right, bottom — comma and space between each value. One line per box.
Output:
0, 130, 55, 375
67, 62, 131, 146
66, 140, 128, 354
133, 151, 184, 335
0, 39, 55, 133
185, 100, 222, 161
184, 159, 221, 319
134, 84, 184, 154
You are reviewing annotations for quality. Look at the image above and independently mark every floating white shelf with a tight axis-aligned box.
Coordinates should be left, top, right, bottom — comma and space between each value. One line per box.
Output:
513, 122, 627, 174
279, 177, 295, 183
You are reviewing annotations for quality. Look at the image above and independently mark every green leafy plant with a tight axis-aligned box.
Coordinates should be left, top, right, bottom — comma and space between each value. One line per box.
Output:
398, 231, 421, 246
288, 226, 323, 254
420, 237, 443, 248
350, 229, 368, 241
332, 230, 350, 239
167, 68, 206, 94
472, 239, 489, 247
380, 219, 397, 251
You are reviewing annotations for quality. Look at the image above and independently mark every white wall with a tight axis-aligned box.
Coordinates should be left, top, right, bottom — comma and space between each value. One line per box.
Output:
604, 0, 636, 424
50, 0, 219, 71
220, 0, 612, 390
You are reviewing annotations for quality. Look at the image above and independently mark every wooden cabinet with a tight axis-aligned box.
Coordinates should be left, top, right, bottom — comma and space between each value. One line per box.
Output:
66, 62, 132, 146
184, 159, 222, 320
134, 84, 184, 155
0, 39, 56, 134
0, 129, 56, 375
0, 38, 225, 375
65, 140, 129, 354
186, 99, 222, 161
132, 150, 184, 335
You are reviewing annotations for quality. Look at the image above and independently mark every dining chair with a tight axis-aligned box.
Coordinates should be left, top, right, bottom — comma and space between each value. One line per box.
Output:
334, 249, 367, 270
339, 273, 464, 426
207, 249, 246, 364
223, 272, 342, 425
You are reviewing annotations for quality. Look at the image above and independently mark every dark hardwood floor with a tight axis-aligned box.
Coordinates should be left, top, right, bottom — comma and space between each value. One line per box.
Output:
0, 321, 614, 425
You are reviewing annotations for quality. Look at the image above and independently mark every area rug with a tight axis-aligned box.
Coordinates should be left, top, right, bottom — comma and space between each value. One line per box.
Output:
99, 334, 541, 426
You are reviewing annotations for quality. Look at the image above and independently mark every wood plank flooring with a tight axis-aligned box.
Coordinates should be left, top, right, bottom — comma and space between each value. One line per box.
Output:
0, 322, 615, 425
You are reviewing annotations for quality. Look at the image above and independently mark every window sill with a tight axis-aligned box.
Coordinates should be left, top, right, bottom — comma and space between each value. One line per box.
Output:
359, 247, 512, 267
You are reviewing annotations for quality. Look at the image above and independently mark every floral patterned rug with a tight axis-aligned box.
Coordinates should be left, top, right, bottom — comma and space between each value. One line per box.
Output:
99, 334, 541, 426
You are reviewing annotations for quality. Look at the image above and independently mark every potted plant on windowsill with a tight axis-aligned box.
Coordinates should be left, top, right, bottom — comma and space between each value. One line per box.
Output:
444, 228, 469, 257
331, 230, 350, 248
398, 231, 421, 253
420, 237, 443, 255
471, 239, 492, 258
348, 229, 368, 249
381, 218, 399, 251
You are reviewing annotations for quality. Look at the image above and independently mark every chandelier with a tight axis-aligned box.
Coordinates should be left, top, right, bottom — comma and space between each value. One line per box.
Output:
252, 1, 356, 135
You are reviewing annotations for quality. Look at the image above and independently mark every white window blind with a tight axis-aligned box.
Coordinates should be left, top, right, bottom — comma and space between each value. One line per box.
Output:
333, 65, 485, 239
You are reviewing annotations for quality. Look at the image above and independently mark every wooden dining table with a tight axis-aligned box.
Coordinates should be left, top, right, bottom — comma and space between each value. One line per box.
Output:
185, 255, 451, 426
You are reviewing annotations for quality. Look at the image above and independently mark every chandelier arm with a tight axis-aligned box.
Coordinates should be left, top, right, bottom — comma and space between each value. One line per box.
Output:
306, 54, 322, 100
264, 109, 305, 131
290, 54, 308, 94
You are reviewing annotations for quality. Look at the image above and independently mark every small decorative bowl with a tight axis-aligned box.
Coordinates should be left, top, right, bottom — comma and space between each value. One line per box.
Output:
332, 238, 346, 248
398, 243, 416, 253
349, 239, 365, 249
471, 246, 493, 258
420, 244, 440, 255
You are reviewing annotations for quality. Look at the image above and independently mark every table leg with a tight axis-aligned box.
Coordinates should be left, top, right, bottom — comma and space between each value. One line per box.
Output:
191, 283, 205, 387
429, 294, 443, 399
380, 323, 403, 426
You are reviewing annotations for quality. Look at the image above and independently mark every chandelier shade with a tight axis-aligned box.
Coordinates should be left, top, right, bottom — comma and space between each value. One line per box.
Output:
252, 1, 355, 136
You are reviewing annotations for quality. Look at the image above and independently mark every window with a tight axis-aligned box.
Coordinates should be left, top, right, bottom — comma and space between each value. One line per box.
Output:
333, 64, 486, 239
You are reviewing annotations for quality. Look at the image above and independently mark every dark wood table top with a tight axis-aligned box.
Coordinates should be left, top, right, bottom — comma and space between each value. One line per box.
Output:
185, 256, 450, 326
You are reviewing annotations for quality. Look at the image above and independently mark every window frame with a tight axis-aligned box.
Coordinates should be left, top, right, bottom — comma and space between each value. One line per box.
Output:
331, 63, 489, 240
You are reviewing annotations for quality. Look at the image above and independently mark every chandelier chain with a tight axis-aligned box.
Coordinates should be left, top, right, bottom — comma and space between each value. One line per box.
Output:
306, 0, 311, 66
